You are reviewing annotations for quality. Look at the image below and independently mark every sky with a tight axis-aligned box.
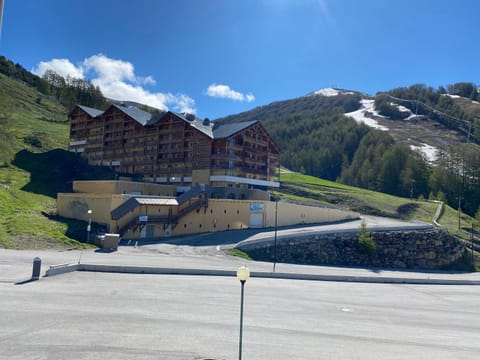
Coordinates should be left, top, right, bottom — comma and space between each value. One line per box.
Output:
1, 0, 479, 119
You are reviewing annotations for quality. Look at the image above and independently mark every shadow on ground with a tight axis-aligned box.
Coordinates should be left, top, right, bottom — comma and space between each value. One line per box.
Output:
12, 149, 115, 197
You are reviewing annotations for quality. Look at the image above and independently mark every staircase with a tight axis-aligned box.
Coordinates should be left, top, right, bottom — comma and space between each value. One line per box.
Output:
112, 185, 209, 236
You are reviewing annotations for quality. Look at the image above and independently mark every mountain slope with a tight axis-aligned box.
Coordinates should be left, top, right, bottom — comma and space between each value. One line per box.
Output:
0, 73, 114, 249
0, 57, 479, 248
216, 86, 480, 216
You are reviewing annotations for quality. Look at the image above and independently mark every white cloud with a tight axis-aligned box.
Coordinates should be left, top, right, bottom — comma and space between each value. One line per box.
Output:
32, 58, 84, 79
204, 83, 255, 102
32, 54, 195, 113
83, 55, 135, 83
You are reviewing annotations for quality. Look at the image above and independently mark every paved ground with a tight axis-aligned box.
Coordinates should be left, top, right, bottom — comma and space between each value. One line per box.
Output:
1, 216, 478, 285
1, 217, 479, 359
1, 272, 479, 360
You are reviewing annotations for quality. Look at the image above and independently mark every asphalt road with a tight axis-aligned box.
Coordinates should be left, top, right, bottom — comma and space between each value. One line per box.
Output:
1, 272, 479, 360
129, 215, 433, 248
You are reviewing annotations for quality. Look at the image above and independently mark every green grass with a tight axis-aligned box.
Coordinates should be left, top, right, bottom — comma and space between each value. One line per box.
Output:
0, 165, 89, 249
277, 172, 477, 238
0, 74, 109, 249
226, 248, 252, 260
0, 73, 477, 250
0, 73, 69, 154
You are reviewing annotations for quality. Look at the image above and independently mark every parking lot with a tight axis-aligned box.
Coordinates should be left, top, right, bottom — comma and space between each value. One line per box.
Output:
1, 271, 479, 360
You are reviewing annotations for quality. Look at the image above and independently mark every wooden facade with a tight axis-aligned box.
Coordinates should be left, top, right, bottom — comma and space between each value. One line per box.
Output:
69, 104, 280, 188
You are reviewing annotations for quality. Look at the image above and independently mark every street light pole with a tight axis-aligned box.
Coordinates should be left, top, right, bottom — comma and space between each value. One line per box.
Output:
458, 197, 461, 231
273, 198, 278, 272
87, 209, 92, 243
236, 266, 250, 360
471, 223, 475, 266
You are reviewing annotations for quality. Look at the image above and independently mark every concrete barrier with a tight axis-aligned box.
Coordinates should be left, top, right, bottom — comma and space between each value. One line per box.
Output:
45, 263, 80, 277
43, 263, 480, 286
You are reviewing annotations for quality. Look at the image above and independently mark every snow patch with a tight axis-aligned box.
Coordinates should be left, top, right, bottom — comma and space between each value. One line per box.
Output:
444, 94, 461, 99
345, 99, 389, 131
395, 104, 421, 120
396, 104, 411, 113
311, 88, 354, 97
410, 143, 438, 163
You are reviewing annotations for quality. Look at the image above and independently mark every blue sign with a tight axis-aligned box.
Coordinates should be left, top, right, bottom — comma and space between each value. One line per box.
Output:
250, 203, 264, 212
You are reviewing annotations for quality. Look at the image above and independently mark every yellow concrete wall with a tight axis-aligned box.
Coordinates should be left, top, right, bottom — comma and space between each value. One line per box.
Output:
120, 199, 253, 239
57, 193, 115, 229
73, 180, 176, 196
121, 199, 358, 239
112, 202, 178, 236
264, 201, 358, 227
73, 181, 116, 194
248, 189, 270, 201
173, 199, 251, 236
58, 188, 359, 240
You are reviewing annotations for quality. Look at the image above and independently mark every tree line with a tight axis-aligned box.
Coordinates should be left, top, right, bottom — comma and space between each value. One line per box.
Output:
0, 56, 107, 111
217, 91, 480, 217
375, 83, 479, 141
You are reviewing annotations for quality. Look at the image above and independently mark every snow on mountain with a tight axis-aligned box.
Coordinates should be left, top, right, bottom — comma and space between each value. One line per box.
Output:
393, 104, 421, 120
410, 143, 438, 163
344, 99, 389, 131
445, 94, 461, 99
310, 88, 354, 97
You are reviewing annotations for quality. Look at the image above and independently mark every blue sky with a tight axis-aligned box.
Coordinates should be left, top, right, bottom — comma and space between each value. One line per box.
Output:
1, 0, 479, 119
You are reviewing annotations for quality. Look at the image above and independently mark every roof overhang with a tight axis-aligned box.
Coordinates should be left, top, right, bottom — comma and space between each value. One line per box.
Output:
210, 175, 280, 188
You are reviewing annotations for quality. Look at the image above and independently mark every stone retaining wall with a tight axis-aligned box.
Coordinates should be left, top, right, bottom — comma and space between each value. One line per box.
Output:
237, 229, 465, 269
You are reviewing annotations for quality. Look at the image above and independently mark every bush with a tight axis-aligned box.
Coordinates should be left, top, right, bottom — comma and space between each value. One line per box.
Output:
357, 220, 376, 256
24, 133, 43, 148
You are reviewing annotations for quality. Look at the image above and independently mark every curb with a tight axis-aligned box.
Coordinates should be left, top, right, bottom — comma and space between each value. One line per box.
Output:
45, 263, 480, 286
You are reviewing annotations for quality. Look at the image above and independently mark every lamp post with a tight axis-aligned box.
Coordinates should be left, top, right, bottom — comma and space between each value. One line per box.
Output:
458, 196, 461, 231
236, 265, 250, 360
471, 223, 475, 266
87, 209, 92, 243
273, 198, 278, 272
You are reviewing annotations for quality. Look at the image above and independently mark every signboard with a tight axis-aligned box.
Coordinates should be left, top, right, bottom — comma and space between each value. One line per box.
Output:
249, 203, 264, 212
139, 215, 148, 222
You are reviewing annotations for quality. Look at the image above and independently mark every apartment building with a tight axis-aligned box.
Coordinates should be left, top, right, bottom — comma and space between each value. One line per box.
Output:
68, 104, 280, 189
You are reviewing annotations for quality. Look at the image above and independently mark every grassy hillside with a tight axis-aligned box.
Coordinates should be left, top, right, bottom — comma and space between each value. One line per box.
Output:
0, 74, 113, 249
0, 73, 69, 153
0, 72, 477, 251
276, 172, 479, 243
216, 88, 480, 218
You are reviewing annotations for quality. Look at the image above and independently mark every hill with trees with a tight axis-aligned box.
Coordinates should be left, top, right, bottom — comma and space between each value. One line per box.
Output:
0, 61, 114, 249
0, 56, 108, 112
0, 55, 478, 249
217, 86, 480, 218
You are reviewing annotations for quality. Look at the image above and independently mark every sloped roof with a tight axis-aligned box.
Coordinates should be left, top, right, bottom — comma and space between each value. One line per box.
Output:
73, 103, 258, 141
77, 105, 104, 117
212, 120, 258, 139
174, 112, 214, 138
136, 197, 177, 206
112, 104, 153, 126
110, 196, 178, 220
